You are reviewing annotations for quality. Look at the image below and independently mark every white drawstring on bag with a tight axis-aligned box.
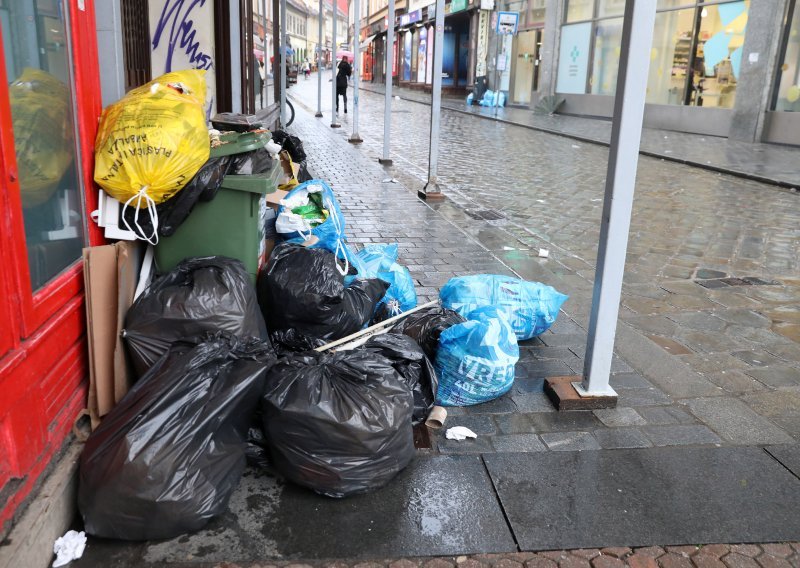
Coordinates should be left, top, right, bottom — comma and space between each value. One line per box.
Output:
121, 186, 160, 245
326, 195, 349, 276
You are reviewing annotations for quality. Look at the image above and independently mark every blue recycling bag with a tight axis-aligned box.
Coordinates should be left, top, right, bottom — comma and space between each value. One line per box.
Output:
435, 305, 519, 407
350, 244, 417, 316
440, 275, 568, 340
276, 180, 356, 273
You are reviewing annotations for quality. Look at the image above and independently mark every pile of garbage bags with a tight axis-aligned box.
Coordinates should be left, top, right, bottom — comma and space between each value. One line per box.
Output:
80, 94, 571, 543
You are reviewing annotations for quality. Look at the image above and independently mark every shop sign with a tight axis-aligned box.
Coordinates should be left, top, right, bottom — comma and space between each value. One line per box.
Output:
476, 9, 489, 77
400, 10, 422, 26
496, 11, 518, 35
447, 0, 467, 14
556, 22, 591, 94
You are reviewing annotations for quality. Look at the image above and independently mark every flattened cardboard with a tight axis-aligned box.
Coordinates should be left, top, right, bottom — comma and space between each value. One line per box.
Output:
83, 241, 143, 429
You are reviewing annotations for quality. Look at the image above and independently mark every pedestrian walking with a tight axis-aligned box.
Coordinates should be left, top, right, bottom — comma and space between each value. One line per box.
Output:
303, 59, 311, 79
336, 56, 352, 114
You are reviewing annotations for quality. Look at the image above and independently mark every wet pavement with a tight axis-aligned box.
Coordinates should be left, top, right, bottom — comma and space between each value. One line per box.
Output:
356, 80, 800, 189
70, 77, 800, 565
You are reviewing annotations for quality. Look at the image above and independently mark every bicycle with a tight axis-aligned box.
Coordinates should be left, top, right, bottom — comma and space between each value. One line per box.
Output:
282, 96, 295, 127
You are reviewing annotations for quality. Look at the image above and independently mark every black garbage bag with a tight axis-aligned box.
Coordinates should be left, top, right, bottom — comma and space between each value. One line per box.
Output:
245, 418, 273, 472
210, 112, 262, 132
271, 130, 307, 163
390, 306, 466, 361
364, 334, 438, 425
230, 148, 273, 175
257, 244, 388, 341
270, 328, 326, 356
261, 349, 414, 497
297, 162, 313, 183
124, 256, 268, 379
78, 334, 276, 540
122, 156, 233, 237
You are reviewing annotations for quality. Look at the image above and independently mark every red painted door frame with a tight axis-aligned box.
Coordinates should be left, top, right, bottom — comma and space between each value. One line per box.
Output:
0, 0, 104, 536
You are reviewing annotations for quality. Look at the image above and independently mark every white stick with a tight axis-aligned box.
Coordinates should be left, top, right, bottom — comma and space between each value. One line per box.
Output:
316, 300, 438, 352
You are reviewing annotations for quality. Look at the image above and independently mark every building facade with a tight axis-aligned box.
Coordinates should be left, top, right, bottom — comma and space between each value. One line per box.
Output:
362, 0, 800, 145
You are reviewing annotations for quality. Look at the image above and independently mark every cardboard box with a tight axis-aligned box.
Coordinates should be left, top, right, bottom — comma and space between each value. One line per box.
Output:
266, 188, 288, 212
83, 241, 144, 429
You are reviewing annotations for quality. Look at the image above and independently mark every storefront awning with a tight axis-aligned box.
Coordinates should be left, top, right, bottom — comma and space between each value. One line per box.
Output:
360, 34, 376, 50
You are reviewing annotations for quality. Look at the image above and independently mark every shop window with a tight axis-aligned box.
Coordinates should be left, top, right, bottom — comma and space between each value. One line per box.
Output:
402, 31, 412, 80
566, 0, 594, 23
688, 1, 748, 108
590, 17, 623, 95
597, 0, 625, 18
411, 28, 419, 79
646, 8, 696, 105
417, 27, 428, 83
774, 1, 800, 111
1, 0, 86, 291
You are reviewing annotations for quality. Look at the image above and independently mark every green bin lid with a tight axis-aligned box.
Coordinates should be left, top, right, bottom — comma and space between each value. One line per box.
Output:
210, 131, 272, 158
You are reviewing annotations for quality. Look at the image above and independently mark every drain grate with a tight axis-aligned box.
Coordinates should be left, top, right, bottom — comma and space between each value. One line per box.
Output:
465, 209, 506, 221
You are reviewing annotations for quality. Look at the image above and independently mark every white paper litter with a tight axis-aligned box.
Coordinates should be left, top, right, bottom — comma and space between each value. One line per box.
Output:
503, 246, 515, 251
571, 144, 580, 149
381, 178, 398, 183
446, 426, 477, 441
538, 248, 550, 258
53, 530, 86, 567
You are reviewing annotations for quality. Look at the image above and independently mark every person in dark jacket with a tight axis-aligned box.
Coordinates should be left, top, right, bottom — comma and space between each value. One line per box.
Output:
336, 56, 352, 114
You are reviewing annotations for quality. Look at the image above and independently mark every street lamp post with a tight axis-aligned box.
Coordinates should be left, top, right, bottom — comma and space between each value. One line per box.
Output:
379, 0, 395, 165
419, 0, 445, 200
349, 0, 363, 143
331, 0, 341, 127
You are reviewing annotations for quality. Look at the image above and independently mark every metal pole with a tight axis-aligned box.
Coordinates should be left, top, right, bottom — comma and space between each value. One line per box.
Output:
272, 0, 281, 104
379, 0, 395, 164
419, 0, 445, 200
493, 28, 500, 117
578, 0, 657, 398
316, 0, 323, 116
262, 0, 268, 107
349, 0, 362, 143
280, 0, 288, 126
230, 0, 242, 113
331, 0, 341, 127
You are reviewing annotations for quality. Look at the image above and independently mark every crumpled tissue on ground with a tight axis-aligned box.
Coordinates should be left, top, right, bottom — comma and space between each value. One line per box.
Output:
52, 530, 86, 567
446, 426, 478, 441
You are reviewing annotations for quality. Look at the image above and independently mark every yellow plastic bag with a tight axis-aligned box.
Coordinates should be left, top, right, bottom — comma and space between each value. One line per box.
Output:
94, 70, 210, 242
8, 68, 74, 208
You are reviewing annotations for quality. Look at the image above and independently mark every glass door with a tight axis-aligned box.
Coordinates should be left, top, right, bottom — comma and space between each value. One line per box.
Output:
0, 0, 87, 336
511, 29, 538, 105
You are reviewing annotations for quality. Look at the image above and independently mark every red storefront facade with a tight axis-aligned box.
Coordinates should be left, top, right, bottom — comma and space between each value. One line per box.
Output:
0, 0, 104, 536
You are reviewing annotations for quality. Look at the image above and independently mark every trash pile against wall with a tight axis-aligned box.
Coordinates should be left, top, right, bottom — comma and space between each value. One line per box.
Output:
78, 94, 569, 548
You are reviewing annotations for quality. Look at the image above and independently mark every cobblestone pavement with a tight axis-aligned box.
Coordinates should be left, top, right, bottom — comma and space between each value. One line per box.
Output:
354, 81, 800, 188
199, 542, 800, 568
288, 75, 800, 449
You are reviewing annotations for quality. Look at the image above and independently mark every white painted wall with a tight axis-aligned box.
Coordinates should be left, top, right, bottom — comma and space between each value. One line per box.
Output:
149, 0, 217, 117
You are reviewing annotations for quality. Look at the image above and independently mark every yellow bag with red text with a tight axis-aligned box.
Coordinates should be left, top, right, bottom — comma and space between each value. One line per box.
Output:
94, 70, 210, 239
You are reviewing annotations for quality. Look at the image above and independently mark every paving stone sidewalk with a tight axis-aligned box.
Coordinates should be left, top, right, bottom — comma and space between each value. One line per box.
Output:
289, 78, 800, 451
69, 81, 800, 568
189, 543, 800, 568
355, 80, 800, 189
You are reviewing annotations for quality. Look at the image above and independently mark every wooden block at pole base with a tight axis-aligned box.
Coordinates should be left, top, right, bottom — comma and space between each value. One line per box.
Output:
544, 376, 618, 411
418, 190, 445, 202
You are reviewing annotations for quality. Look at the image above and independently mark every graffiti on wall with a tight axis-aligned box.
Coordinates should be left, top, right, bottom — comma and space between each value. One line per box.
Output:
150, 0, 216, 117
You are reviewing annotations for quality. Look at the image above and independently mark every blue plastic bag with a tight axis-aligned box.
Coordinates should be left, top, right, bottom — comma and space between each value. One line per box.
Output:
440, 274, 568, 340
276, 180, 354, 273
350, 244, 417, 316
435, 306, 519, 407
